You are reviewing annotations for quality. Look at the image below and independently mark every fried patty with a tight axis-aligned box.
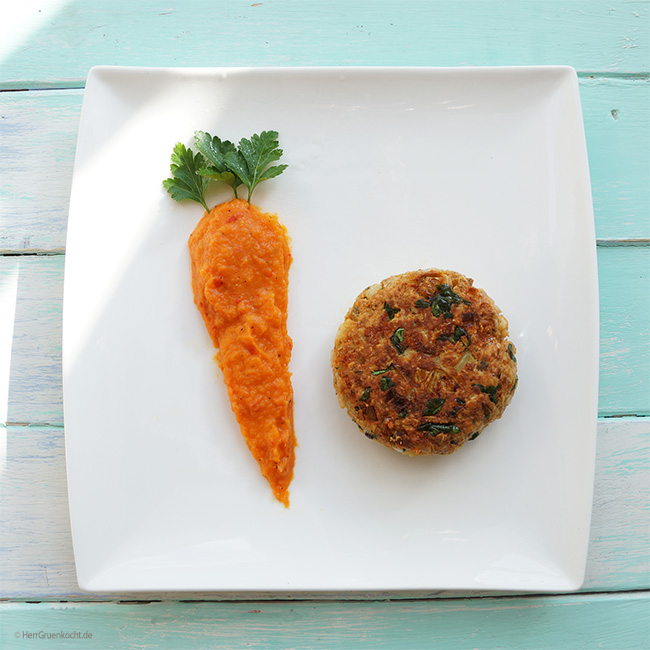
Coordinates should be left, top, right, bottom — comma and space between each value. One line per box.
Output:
331, 269, 518, 455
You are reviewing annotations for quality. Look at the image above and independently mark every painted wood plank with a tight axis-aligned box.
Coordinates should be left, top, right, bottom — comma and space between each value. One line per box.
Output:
585, 416, 650, 590
582, 77, 650, 240
1, 594, 649, 650
598, 245, 650, 417
1, 2, 646, 641
0, 89, 80, 252
0, 419, 646, 599
0, 425, 78, 597
1, 255, 63, 426
2, 246, 647, 427
0, 79, 648, 254
1, 1, 648, 90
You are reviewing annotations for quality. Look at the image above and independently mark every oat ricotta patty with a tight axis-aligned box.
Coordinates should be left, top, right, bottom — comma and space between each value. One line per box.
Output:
331, 269, 518, 455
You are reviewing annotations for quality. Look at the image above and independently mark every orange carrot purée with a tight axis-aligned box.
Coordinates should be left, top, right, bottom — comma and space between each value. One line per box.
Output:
188, 199, 295, 506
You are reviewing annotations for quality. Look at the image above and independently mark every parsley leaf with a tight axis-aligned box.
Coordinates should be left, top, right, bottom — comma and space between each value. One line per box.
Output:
162, 142, 210, 210
194, 131, 240, 196
383, 302, 400, 321
422, 398, 445, 416
429, 284, 470, 318
438, 325, 472, 348
225, 131, 288, 203
476, 383, 499, 404
371, 363, 394, 376
379, 376, 395, 390
417, 422, 460, 434
389, 327, 408, 355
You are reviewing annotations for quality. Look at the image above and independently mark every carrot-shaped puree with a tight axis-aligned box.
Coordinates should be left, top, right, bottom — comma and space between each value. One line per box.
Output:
164, 131, 295, 506
190, 199, 294, 505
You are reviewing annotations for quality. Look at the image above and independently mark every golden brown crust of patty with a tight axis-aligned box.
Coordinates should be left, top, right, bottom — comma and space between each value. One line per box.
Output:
331, 269, 518, 455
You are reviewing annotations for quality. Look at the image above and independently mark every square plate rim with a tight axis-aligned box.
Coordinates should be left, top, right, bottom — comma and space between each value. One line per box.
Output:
63, 64, 598, 594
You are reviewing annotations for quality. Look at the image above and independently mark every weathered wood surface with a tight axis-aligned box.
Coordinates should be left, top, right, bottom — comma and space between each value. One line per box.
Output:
1, 0, 648, 647
597, 245, 650, 416
1, 78, 649, 252
0, 418, 647, 600
1, 594, 649, 650
1, 248, 647, 427
1, 0, 648, 89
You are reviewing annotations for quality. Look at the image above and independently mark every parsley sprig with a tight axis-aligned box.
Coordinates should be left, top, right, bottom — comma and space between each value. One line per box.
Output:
162, 143, 211, 211
163, 130, 287, 207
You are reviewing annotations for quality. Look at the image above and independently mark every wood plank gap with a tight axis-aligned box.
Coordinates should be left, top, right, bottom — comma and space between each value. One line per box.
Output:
579, 72, 650, 80
0, 249, 65, 257
1, 589, 648, 606
602, 413, 650, 419
0, 71, 648, 93
1, 422, 64, 431
0, 241, 647, 259
0, 86, 85, 94
597, 239, 650, 247
0, 81, 86, 92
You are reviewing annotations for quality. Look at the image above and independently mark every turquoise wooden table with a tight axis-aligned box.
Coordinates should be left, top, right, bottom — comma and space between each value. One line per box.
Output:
1, 2, 648, 648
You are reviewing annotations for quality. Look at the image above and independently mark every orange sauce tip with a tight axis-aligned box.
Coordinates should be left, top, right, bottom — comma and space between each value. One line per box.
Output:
275, 489, 290, 508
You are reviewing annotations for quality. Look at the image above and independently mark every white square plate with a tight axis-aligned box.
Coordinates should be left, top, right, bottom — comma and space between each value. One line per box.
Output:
64, 66, 598, 593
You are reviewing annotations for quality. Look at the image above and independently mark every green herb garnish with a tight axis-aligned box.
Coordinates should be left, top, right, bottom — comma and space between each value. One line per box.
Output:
360, 387, 371, 401
468, 431, 480, 441
379, 376, 396, 391
431, 284, 469, 317
476, 383, 499, 404
371, 363, 394, 376
383, 302, 401, 321
164, 130, 287, 207
422, 398, 445, 416
417, 422, 460, 434
389, 327, 408, 354
508, 343, 517, 362
418, 284, 471, 318
162, 143, 211, 211
194, 131, 239, 195
223, 131, 288, 202
438, 325, 471, 348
